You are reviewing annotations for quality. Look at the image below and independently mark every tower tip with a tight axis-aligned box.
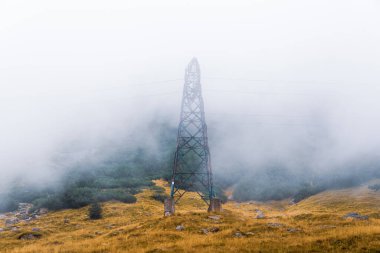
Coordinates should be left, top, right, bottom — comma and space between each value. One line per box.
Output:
187, 57, 200, 73
190, 57, 198, 64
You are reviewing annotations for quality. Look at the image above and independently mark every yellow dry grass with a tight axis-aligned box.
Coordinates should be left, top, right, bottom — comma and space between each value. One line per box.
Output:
1, 180, 380, 253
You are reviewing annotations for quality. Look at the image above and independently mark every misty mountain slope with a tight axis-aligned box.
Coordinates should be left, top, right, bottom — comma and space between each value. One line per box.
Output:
0, 122, 176, 213
2, 116, 380, 214
288, 180, 380, 214
1, 180, 380, 253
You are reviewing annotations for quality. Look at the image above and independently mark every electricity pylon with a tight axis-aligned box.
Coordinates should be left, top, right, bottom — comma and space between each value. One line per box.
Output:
165, 58, 221, 215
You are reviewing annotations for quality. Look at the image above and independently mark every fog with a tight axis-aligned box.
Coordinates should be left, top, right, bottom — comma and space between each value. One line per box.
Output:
1, 0, 380, 195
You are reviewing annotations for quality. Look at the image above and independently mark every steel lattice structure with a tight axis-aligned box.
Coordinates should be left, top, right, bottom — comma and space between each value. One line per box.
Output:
170, 58, 214, 204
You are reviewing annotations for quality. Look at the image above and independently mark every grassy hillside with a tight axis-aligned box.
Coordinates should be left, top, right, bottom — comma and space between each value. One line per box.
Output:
1, 180, 380, 253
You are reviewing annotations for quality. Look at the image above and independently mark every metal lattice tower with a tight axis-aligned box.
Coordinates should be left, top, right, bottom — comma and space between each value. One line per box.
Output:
170, 58, 214, 205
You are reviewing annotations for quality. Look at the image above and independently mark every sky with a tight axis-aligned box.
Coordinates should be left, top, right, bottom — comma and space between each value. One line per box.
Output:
1, 0, 380, 190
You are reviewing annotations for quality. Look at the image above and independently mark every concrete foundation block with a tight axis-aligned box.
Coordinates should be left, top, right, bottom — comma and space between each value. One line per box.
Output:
208, 198, 222, 213
164, 198, 175, 216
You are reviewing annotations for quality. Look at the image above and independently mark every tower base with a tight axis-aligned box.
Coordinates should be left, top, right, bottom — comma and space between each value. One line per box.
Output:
164, 198, 175, 216
208, 198, 222, 213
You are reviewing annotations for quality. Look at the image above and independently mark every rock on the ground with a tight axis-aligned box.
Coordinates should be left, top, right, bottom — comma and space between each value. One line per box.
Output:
267, 223, 283, 228
200, 228, 209, 234
16, 214, 29, 220
15, 203, 34, 220
5, 218, 19, 227
234, 232, 244, 238
208, 227, 220, 233
19, 233, 42, 240
343, 212, 369, 220
255, 209, 265, 219
2, 203, 44, 225
18, 203, 32, 214
208, 215, 221, 220
164, 211, 172, 217
287, 227, 302, 233
176, 225, 185, 231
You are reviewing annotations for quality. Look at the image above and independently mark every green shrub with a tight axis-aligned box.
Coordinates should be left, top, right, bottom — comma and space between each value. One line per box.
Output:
62, 187, 96, 208
117, 194, 137, 203
32, 195, 65, 210
89, 202, 102, 220
150, 185, 165, 193
128, 188, 141, 195
96, 189, 137, 203
93, 177, 122, 188
151, 193, 168, 203
150, 185, 168, 203
118, 178, 153, 188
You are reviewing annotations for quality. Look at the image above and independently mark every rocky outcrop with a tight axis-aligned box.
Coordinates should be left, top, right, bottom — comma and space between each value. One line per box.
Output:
199, 227, 220, 234
18, 233, 42, 240
343, 212, 369, 220
5, 218, 19, 227
176, 225, 185, 231
1, 203, 48, 230
255, 209, 265, 219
